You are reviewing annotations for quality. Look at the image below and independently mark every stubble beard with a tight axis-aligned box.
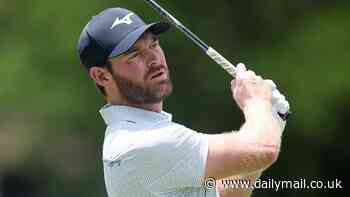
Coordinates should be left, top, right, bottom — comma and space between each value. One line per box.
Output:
112, 71, 173, 105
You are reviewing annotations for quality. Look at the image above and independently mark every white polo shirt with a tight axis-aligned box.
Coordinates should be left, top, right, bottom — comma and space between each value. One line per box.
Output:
100, 105, 218, 197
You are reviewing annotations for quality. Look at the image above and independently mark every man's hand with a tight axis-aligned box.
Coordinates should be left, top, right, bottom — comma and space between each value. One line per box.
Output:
232, 63, 272, 112
231, 62, 290, 132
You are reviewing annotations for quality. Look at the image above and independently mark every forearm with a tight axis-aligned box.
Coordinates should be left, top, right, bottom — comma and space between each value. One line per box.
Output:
205, 100, 282, 179
240, 99, 282, 150
227, 100, 282, 174
218, 101, 282, 196
217, 106, 282, 196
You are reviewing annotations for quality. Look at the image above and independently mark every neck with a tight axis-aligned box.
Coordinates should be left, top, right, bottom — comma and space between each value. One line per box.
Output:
107, 98, 163, 113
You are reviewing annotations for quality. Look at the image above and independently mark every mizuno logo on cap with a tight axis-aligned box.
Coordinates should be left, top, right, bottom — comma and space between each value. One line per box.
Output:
110, 13, 134, 29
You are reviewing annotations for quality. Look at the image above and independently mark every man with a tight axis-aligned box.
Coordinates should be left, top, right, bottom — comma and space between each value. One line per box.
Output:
77, 7, 290, 197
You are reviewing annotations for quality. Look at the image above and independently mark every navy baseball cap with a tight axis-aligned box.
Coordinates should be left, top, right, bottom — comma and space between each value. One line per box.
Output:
77, 7, 170, 69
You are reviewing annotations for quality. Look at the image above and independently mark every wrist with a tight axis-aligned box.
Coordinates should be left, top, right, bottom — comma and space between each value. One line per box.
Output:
244, 98, 272, 111
243, 98, 273, 120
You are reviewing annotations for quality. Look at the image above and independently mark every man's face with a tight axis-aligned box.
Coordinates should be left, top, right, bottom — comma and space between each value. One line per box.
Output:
108, 31, 173, 105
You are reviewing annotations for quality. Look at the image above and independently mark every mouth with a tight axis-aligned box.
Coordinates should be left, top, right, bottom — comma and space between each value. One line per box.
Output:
151, 71, 164, 79
150, 69, 167, 80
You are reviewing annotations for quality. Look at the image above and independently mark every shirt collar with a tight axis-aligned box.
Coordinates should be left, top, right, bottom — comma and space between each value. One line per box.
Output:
99, 104, 173, 126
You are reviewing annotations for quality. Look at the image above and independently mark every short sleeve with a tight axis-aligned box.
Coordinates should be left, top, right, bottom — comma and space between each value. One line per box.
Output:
132, 123, 209, 194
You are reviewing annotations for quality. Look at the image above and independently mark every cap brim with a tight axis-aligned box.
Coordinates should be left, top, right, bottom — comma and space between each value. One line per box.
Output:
108, 22, 170, 58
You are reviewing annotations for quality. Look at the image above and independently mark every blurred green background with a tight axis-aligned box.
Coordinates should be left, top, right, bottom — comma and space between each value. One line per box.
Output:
0, 0, 348, 196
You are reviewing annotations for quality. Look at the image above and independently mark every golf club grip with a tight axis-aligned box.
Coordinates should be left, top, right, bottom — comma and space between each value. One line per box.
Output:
206, 47, 236, 77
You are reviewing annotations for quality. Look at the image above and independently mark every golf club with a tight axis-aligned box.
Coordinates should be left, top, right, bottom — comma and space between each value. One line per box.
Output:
144, 0, 237, 77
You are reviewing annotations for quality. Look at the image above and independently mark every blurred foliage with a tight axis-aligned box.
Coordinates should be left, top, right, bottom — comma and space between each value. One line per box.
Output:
0, 0, 349, 196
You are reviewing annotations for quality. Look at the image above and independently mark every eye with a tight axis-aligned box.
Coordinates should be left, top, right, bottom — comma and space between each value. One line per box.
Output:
150, 40, 159, 49
125, 52, 140, 64
128, 52, 139, 60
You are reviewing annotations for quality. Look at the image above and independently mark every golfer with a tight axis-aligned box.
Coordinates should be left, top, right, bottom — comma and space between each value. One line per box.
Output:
77, 7, 289, 197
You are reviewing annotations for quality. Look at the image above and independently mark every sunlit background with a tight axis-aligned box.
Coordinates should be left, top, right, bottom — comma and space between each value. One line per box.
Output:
0, 0, 348, 196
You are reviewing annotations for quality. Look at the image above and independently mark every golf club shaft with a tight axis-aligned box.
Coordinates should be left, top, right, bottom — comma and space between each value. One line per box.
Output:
144, 0, 236, 77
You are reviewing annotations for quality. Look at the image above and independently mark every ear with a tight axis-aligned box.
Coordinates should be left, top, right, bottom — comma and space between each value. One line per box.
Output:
89, 67, 113, 87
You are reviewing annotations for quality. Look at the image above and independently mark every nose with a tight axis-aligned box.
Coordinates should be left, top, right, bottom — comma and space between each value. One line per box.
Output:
145, 49, 160, 68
